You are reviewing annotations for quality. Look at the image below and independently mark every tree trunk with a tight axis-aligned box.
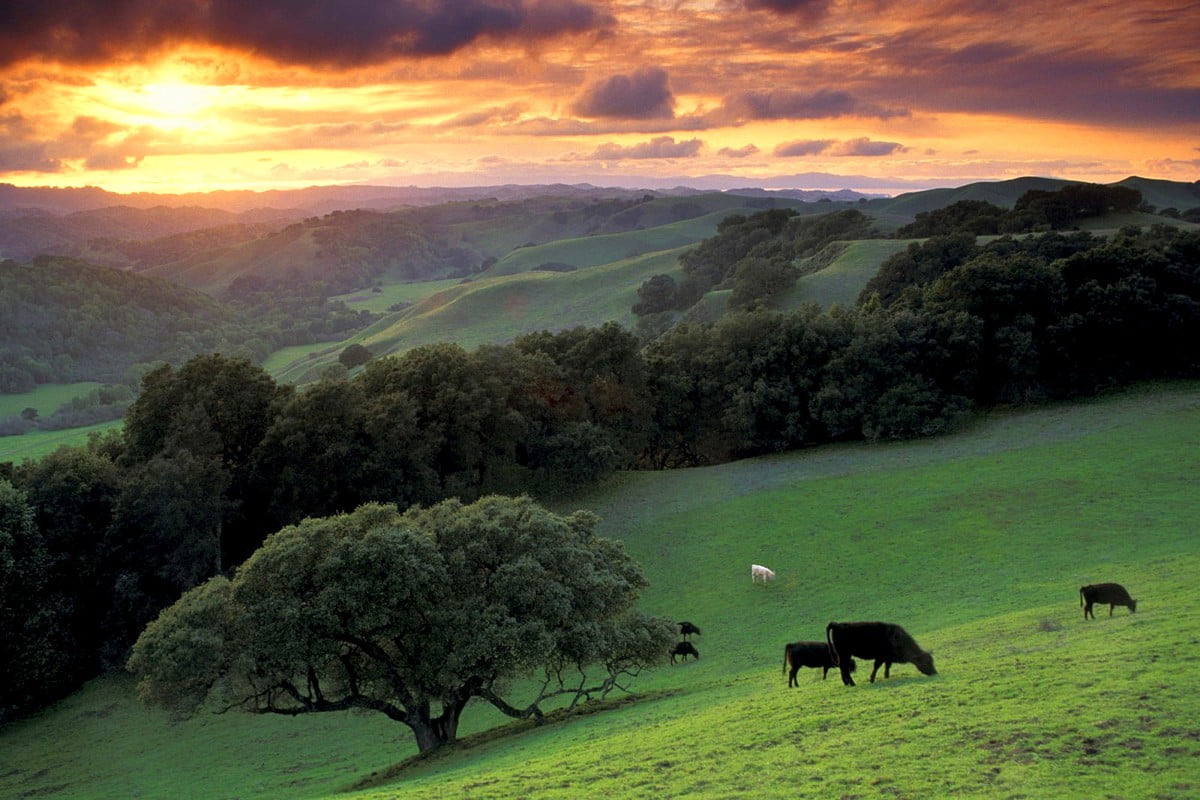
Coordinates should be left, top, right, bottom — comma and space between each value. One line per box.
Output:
407, 697, 468, 753
410, 721, 446, 754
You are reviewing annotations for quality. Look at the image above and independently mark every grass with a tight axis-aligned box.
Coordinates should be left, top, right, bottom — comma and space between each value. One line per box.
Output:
0, 382, 114, 463
0, 419, 122, 464
784, 239, 912, 309
2, 381, 1198, 798
482, 210, 735, 278
329, 278, 465, 314
271, 248, 687, 383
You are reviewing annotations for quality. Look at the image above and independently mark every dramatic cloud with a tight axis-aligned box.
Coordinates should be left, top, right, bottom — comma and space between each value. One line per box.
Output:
774, 139, 834, 156
584, 136, 702, 160
0, 0, 613, 68
719, 144, 760, 158
439, 103, 529, 128
831, 137, 907, 156
716, 89, 909, 123
774, 138, 906, 157
741, 0, 833, 20
571, 68, 676, 120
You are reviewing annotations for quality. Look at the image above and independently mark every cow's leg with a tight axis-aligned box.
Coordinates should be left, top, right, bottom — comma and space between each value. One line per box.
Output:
1109, 604, 1115, 617
1084, 602, 1094, 620
821, 666, 829, 680
869, 660, 883, 683
883, 662, 892, 679
840, 665, 856, 686
788, 667, 798, 688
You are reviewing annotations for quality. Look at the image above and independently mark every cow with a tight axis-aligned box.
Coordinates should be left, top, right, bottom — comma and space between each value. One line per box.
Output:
1080, 583, 1137, 619
679, 621, 702, 639
783, 641, 855, 686
825, 621, 937, 686
671, 641, 699, 663
751, 564, 776, 585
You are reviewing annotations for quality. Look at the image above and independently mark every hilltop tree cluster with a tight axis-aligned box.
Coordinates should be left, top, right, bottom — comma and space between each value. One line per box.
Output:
896, 183, 1143, 237
634, 208, 874, 316
3, 214, 1199, 725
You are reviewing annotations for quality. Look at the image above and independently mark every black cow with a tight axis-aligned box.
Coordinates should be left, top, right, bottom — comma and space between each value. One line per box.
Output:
1080, 583, 1137, 619
783, 640, 855, 686
825, 621, 937, 686
679, 621, 702, 639
670, 641, 699, 663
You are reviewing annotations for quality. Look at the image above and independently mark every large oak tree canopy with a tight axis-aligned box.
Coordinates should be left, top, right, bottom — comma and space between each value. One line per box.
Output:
127, 495, 673, 753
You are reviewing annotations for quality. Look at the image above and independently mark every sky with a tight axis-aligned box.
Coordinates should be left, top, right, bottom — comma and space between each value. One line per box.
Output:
1, 0, 1198, 195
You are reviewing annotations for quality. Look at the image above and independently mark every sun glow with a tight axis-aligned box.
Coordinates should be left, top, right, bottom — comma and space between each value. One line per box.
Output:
137, 82, 218, 128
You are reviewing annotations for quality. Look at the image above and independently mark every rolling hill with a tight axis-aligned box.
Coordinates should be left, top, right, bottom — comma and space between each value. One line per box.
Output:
2, 381, 1196, 799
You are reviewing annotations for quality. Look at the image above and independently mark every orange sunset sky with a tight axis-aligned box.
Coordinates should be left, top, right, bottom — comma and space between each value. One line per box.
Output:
1, 0, 1198, 195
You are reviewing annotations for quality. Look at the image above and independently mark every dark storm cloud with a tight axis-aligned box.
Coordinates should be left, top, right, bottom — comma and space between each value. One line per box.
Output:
571, 68, 676, 120
0, 0, 613, 68
717, 89, 909, 122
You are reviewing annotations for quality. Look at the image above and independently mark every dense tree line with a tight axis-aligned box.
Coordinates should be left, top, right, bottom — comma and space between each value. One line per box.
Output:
895, 183, 1143, 238
3, 224, 1198, 724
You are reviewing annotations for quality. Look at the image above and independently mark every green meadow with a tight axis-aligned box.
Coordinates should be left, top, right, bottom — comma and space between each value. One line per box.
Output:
2, 381, 1197, 799
269, 248, 687, 383
0, 419, 122, 463
0, 382, 116, 463
785, 239, 913, 309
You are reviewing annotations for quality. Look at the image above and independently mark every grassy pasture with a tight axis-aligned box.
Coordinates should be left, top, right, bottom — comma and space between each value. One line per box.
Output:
330, 278, 465, 314
784, 239, 912, 309
270, 248, 687, 382
483, 207, 773, 278
2, 381, 1197, 799
0, 418, 122, 463
0, 382, 110, 462
0, 382, 103, 419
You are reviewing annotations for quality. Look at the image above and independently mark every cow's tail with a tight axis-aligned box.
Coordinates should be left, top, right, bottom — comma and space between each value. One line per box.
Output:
1079, 586, 1085, 607
783, 647, 790, 676
826, 622, 840, 666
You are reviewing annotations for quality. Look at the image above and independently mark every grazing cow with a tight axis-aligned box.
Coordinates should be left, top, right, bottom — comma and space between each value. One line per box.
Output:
783, 641, 855, 686
825, 621, 937, 686
751, 564, 776, 585
679, 621, 702, 639
671, 641, 699, 663
1080, 583, 1137, 619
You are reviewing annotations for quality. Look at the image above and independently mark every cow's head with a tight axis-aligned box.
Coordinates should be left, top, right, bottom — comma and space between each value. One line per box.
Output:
1130, 599, 1138, 613
914, 650, 937, 676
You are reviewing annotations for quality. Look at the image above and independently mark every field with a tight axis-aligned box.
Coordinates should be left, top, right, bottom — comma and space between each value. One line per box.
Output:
2, 381, 1197, 799
269, 248, 688, 384
784, 239, 913, 309
0, 382, 112, 463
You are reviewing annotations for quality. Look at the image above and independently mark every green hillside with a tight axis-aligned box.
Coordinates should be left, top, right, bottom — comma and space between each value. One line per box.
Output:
783, 239, 913, 309
269, 248, 687, 383
1115, 176, 1200, 212
2, 382, 1197, 799
871, 176, 1074, 218
483, 206, 795, 278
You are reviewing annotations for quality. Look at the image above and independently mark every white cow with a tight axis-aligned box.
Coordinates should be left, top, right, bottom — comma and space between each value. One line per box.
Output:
751, 563, 776, 585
